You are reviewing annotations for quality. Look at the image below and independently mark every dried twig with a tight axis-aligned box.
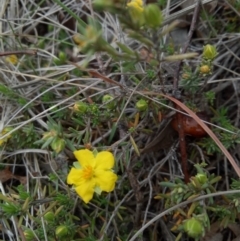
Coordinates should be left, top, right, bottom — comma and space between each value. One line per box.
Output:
0, 50, 37, 57
172, 0, 201, 183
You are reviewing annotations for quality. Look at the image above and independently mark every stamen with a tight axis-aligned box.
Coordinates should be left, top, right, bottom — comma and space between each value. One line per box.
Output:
82, 165, 93, 180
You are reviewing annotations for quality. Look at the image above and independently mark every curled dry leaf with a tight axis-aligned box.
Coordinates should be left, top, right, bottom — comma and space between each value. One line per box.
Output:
0, 167, 14, 183
0, 167, 27, 185
161, 94, 240, 177
171, 112, 209, 138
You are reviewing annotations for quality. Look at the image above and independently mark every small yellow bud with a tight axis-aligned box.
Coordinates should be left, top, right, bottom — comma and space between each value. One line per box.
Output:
127, 0, 144, 12
73, 26, 103, 53
202, 44, 218, 60
73, 34, 86, 48
127, 0, 145, 27
200, 65, 211, 74
182, 73, 190, 79
85, 26, 101, 43
72, 101, 88, 113
144, 4, 163, 28
5, 55, 18, 65
183, 217, 203, 238
136, 99, 148, 111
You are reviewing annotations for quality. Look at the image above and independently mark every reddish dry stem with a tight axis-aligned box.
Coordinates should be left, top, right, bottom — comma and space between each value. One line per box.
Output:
176, 110, 189, 183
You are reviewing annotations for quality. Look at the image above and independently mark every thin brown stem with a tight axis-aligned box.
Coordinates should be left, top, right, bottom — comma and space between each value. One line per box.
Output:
0, 50, 37, 57
172, 0, 201, 183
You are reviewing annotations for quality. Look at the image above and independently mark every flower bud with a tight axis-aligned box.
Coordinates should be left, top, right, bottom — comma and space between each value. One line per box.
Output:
195, 173, 207, 184
182, 73, 190, 79
42, 130, 57, 140
24, 229, 35, 241
72, 101, 88, 113
200, 65, 211, 74
51, 137, 65, 153
177, 187, 183, 193
44, 211, 55, 222
190, 176, 201, 188
102, 94, 113, 103
5, 55, 18, 65
144, 4, 163, 28
73, 34, 86, 49
203, 44, 218, 60
183, 217, 203, 238
127, 0, 144, 27
136, 99, 148, 111
73, 26, 103, 53
102, 94, 115, 110
127, 0, 143, 13
58, 51, 67, 62
55, 225, 68, 238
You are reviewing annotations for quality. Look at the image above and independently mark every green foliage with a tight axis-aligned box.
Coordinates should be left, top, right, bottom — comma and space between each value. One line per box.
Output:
205, 91, 215, 106
199, 107, 240, 154
158, 0, 167, 8
181, 71, 200, 94
158, 164, 240, 240
16, 185, 32, 201
0, 185, 78, 241
0, 201, 22, 218
0, 84, 27, 105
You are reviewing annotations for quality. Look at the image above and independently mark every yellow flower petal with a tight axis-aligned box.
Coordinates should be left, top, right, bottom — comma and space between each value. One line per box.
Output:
127, 0, 144, 12
95, 151, 114, 170
75, 179, 95, 203
67, 168, 84, 185
95, 170, 118, 192
74, 149, 95, 167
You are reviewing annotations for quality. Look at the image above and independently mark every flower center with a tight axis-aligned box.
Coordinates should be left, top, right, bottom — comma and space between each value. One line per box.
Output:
82, 165, 94, 180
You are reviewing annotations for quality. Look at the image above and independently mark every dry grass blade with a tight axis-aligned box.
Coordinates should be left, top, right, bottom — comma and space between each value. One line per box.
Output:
88, 70, 124, 89
163, 0, 217, 25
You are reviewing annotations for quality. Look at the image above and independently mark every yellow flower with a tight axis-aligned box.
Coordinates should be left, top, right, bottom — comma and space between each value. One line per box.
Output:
5, 55, 18, 65
127, 0, 144, 13
127, 0, 144, 27
67, 149, 117, 203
